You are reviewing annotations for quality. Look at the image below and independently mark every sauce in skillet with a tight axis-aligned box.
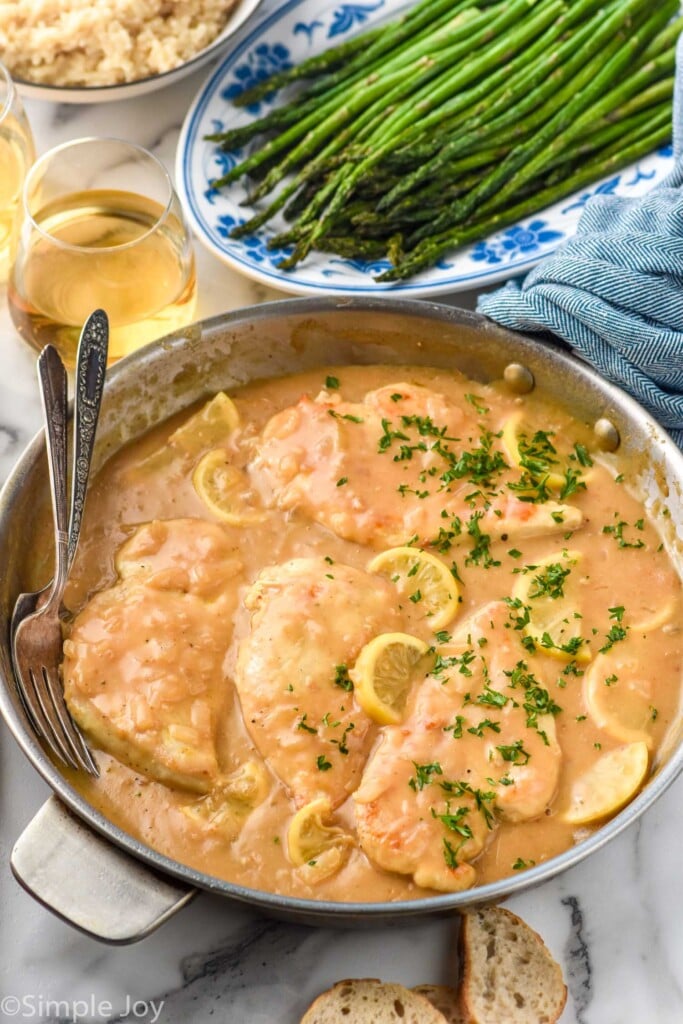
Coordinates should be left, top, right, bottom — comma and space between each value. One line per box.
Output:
58, 366, 682, 901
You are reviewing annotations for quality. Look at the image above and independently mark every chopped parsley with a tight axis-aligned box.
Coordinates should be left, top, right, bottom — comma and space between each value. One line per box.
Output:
475, 684, 509, 709
602, 519, 645, 549
540, 632, 586, 658
444, 715, 466, 739
409, 761, 443, 791
528, 561, 571, 600
465, 393, 489, 415
325, 375, 340, 390
465, 513, 500, 569
333, 664, 354, 692
504, 660, 562, 737
297, 714, 317, 735
443, 837, 464, 870
439, 430, 507, 490
508, 430, 558, 503
329, 409, 363, 424
496, 740, 531, 766
431, 649, 475, 679
512, 857, 536, 870
467, 718, 502, 736
599, 606, 629, 653
559, 467, 587, 501
432, 803, 473, 837
378, 417, 410, 452
316, 755, 332, 771
572, 442, 593, 467
331, 722, 355, 755
440, 780, 496, 829
336, 476, 348, 487
599, 625, 628, 654
504, 596, 532, 631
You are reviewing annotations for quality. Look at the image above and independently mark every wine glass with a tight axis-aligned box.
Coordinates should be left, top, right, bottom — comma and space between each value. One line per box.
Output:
8, 137, 197, 365
0, 60, 35, 283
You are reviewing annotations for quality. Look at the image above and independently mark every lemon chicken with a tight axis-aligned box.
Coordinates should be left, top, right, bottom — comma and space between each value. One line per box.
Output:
252, 382, 582, 549
58, 365, 682, 901
63, 519, 243, 792
354, 602, 562, 892
236, 558, 402, 809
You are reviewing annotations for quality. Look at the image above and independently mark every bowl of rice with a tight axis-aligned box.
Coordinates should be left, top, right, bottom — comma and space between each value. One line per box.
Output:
0, 0, 266, 103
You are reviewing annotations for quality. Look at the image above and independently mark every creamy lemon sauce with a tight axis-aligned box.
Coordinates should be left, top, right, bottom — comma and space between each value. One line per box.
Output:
59, 366, 682, 901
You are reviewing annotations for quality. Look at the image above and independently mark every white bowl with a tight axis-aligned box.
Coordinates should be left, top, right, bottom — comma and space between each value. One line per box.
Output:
12, 0, 266, 104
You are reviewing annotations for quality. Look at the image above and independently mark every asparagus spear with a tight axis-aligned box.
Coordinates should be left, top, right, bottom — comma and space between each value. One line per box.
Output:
230, 0, 558, 236
213, 3, 496, 191
280, 0, 567, 267
377, 0, 658, 212
210, 0, 483, 150
407, 0, 676, 247
231, 0, 499, 107
206, 0, 681, 281
378, 122, 673, 282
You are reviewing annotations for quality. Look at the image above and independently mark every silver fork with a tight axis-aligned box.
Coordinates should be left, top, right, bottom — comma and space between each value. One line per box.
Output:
11, 312, 109, 775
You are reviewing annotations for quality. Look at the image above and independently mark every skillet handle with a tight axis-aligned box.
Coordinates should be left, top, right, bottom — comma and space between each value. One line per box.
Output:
11, 796, 196, 944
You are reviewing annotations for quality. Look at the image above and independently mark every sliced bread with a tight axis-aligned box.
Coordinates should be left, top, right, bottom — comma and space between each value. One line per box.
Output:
459, 907, 567, 1024
412, 984, 466, 1023
301, 978, 450, 1023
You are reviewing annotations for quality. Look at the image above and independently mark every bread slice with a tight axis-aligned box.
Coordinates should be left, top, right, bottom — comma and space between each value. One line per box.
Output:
459, 907, 567, 1024
413, 984, 466, 1023
301, 978, 450, 1023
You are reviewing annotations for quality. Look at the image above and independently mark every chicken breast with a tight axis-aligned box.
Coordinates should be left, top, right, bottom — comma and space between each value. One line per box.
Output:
353, 602, 563, 892
63, 519, 243, 792
235, 558, 402, 809
252, 382, 582, 549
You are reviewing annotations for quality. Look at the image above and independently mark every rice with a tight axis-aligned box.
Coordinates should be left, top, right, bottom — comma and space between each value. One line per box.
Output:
0, 0, 240, 86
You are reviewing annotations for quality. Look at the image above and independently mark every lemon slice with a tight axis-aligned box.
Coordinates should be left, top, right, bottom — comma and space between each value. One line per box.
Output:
351, 632, 429, 725
367, 547, 459, 630
287, 797, 353, 880
169, 392, 240, 455
631, 596, 678, 634
182, 761, 269, 837
501, 411, 566, 491
192, 449, 266, 525
583, 654, 654, 748
563, 741, 649, 824
512, 549, 591, 663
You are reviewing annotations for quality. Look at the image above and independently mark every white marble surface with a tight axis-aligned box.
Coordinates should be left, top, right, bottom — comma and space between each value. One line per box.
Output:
1, 8, 682, 1022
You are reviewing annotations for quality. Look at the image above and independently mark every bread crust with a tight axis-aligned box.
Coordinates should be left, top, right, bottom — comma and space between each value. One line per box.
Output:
458, 906, 568, 1024
413, 984, 467, 1023
301, 978, 450, 1023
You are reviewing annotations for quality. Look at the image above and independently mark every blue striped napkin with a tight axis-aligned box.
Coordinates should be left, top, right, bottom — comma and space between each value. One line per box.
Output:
478, 36, 683, 447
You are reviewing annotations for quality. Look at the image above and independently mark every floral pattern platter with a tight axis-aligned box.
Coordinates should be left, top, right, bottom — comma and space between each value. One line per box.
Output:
177, 0, 675, 297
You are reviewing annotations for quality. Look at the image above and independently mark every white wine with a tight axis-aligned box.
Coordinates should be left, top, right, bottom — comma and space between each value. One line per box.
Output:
8, 189, 197, 364
0, 120, 29, 281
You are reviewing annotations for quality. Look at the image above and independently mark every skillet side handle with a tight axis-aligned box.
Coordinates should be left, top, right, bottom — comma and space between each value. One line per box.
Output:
11, 796, 196, 944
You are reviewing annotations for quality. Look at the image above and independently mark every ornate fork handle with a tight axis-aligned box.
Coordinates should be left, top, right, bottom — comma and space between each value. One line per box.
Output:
68, 309, 109, 569
36, 346, 69, 615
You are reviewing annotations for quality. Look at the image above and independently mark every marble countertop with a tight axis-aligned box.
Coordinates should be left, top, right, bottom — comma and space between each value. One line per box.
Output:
1, 8, 682, 1022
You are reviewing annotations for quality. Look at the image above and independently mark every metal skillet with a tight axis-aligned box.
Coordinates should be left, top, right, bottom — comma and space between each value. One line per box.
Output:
0, 297, 681, 943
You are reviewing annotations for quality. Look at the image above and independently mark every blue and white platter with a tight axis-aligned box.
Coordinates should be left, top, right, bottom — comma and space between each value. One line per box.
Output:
177, 0, 676, 297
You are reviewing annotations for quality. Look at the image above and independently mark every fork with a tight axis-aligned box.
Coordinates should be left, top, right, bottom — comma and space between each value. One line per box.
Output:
11, 313, 108, 775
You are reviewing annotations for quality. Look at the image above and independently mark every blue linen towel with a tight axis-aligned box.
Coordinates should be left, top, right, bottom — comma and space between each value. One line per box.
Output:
477, 35, 683, 447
